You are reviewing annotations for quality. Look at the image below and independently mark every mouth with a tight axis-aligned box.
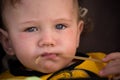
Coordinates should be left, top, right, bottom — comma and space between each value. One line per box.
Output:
41, 53, 59, 59
35, 53, 59, 64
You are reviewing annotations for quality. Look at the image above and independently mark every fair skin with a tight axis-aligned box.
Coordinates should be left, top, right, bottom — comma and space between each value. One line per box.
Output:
0, 0, 83, 73
0, 0, 120, 78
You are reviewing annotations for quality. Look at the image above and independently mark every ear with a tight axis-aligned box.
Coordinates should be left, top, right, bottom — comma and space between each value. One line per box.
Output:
0, 29, 14, 55
76, 20, 84, 48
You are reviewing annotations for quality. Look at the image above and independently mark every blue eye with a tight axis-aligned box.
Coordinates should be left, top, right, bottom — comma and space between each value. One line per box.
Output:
25, 27, 38, 32
56, 24, 66, 30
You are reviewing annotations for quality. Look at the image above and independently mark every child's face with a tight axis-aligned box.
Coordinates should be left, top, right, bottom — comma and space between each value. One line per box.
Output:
1, 0, 83, 73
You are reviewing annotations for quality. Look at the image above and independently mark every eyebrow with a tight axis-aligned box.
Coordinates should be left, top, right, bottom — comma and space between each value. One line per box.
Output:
54, 18, 73, 22
21, 21, 36, 25
20, 18, 73, 25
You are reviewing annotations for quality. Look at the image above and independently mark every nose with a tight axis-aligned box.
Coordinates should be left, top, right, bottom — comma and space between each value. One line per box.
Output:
38, 31, 55, 47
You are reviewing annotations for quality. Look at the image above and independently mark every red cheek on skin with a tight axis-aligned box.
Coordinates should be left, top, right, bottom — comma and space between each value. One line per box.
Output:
17, 33, 33, 40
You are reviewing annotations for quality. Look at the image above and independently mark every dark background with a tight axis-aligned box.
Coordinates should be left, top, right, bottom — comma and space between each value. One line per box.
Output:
78, 0, 120, 53
0, 0, 120, 73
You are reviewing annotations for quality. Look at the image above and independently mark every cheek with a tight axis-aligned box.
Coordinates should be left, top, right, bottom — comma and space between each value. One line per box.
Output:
64, 29, 78, 45
10, 34, 38, 66
61, 30, 78, 53
10, 33, 37, 58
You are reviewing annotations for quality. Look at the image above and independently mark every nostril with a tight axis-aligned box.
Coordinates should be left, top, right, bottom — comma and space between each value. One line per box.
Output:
43, 43, 54, 47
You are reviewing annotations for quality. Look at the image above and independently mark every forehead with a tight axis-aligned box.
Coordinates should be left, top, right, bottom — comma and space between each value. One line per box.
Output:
4, 0, 77, 14
3, 0, 78, 26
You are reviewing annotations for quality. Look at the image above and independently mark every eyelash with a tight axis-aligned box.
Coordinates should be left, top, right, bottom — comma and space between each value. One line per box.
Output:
24, 27, 38, 32
24, 24, 68, 32
55, 24, 67, 30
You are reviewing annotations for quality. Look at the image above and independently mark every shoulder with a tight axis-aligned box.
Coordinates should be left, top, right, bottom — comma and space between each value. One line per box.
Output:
75, 52, 106, 75
87, 52, 106, 59
0, 70, 26, 80
0, 70, 51, 80
0, 70, 14, 79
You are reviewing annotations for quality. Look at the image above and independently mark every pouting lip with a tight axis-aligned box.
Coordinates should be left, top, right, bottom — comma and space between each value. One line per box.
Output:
40, 52, 60, 57
35, 53, 61, 64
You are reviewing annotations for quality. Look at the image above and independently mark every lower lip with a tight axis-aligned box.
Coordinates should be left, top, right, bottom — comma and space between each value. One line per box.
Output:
41, 53, 57, 59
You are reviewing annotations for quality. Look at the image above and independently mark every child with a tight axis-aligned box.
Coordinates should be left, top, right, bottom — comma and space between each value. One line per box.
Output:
0, 0, 120, 80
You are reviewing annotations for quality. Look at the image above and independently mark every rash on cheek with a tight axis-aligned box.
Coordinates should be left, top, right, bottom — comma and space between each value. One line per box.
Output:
17, 33, 32, 40
11, 33, 32, 49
